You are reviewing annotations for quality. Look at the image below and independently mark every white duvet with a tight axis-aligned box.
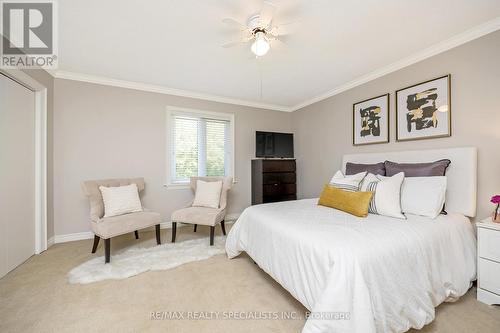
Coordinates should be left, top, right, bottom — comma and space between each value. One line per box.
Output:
225, 199, 476, 333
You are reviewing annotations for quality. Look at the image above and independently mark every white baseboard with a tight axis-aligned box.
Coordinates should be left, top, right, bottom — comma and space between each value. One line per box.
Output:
54, 231, 94, 244
50, 213, 241, 245
47, 236, 55, 247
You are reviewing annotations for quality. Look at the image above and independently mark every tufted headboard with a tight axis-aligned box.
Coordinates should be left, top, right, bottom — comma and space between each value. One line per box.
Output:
342, 147, 478, 217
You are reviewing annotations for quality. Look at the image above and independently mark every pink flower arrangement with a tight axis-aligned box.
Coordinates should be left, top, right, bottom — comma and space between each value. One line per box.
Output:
492, 195, 500, 222
491, 195, 500, 204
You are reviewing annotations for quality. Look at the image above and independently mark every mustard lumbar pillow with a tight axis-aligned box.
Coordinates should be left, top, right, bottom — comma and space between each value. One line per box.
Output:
318, 184, 373, 218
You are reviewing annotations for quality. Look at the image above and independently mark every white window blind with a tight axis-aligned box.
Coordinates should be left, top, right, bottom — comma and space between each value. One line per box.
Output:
169, 110, 232, 184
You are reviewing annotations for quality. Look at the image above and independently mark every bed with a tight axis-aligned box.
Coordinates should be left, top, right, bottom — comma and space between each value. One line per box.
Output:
225, 147, 478, 333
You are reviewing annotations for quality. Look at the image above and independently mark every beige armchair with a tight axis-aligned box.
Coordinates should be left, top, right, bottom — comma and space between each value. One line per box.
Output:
81, 178, 162, 263
171, 177, 232, 246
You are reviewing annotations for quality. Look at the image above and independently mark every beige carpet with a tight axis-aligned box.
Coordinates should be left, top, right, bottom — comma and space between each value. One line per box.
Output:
1, 225, 499, 333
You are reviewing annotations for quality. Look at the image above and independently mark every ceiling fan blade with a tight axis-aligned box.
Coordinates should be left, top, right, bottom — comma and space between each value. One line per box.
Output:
222, 18, 247, 30
269, 33, 291, 45
268, 26, 282, 36
222, 32, 254, 48
274, 20, 298, 28
259, 1, 277, 28
269, 20, 299, 36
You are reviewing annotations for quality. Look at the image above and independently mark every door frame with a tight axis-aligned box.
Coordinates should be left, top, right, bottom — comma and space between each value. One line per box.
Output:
1, 69, 48, 254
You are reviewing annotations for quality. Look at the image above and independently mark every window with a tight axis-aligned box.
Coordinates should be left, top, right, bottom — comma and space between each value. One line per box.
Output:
167, 107, 233, 185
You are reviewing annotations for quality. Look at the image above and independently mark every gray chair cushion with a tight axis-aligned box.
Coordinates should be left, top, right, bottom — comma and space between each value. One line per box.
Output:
91, 211, 161, 239
171, 207, 225, 226
171, 176, 232, 227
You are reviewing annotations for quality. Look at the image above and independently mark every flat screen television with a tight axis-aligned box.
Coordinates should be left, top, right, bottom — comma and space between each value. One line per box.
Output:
256, 131, 294, 158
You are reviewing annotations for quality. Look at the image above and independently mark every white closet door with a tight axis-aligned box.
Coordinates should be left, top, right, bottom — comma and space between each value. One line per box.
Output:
0, 74, 36, 278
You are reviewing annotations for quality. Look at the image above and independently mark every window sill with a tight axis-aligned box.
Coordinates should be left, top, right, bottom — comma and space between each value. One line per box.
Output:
164, 179, 238, 190
163, 183, 190, 190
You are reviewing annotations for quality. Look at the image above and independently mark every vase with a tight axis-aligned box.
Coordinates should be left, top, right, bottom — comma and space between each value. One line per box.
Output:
493, 204, 500, 223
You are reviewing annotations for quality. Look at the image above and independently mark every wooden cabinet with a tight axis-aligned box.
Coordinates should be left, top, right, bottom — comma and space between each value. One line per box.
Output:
252, 159, 297, 205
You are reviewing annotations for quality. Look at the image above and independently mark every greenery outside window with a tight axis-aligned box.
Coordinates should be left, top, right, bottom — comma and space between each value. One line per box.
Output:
167, 107, 234, 186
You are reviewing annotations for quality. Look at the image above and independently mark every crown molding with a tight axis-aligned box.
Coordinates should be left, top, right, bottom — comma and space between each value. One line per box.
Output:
49, 17, 500, 113
51, 70, 293, 112
290, 16, 500, 111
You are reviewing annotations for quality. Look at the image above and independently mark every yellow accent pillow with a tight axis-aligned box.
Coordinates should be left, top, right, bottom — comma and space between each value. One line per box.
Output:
318, 184, 373, 218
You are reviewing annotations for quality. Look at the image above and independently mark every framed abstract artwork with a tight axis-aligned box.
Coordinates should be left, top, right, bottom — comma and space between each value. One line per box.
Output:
352, 93, 389, 146
396, 75, 451, 141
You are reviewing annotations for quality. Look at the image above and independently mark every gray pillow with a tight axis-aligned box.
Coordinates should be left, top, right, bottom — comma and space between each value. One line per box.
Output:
384, 159, 451, 177
345, 162, 386, 176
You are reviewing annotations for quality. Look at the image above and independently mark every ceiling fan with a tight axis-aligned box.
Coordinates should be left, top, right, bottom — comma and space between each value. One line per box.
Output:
221, 1, 289, 57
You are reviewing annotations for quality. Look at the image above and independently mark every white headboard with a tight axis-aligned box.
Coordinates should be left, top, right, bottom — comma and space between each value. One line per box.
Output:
342, 147, 477, 217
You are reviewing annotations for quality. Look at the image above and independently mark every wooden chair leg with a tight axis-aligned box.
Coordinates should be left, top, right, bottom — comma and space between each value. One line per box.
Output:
193, 224, 197, 232
104, 238, 110, 263
220, 220, 226, 236
134, 230, 139, 239
91, 235, 100, 253
171, 222, 177, 243
155, 224, 161, 245
210, 226, 215, 246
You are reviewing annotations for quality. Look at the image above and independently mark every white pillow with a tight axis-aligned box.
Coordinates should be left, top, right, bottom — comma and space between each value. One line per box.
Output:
360, 172, 405, 219
401, 176, 447, 219
99, 183, 143, 218
192, 180, 223, 209
329, 170, 366, 191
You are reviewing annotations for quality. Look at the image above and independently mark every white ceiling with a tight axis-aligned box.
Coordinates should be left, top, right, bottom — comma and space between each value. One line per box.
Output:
57, 0, 500, 111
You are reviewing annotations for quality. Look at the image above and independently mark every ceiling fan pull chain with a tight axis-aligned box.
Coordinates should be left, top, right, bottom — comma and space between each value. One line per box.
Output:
259, 60, 263, 100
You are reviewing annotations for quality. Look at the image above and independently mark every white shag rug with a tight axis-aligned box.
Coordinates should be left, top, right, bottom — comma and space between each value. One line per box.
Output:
68, 236, 226, 284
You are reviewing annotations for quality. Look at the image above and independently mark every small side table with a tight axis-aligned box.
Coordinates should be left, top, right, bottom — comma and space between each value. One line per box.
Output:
476, 218, 500, 305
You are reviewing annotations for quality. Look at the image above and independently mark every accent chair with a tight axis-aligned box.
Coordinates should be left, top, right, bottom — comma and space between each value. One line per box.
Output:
81, 178, 162, 263
171, 176, 232, 246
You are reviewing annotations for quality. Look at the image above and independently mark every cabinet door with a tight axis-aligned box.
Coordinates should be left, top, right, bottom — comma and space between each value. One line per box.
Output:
0, 74, 36, 278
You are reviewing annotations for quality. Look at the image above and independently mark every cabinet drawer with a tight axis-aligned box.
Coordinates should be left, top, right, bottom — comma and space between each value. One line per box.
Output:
263, 194, 297, 203
262, 160, 296, 172
263, 184, 296, 196
478, 258, 500, 295
478, 228, 500, 262
262, 172, 296, 184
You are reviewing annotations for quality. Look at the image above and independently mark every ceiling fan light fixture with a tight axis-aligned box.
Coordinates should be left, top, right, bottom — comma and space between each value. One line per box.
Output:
251, 31, 270, 56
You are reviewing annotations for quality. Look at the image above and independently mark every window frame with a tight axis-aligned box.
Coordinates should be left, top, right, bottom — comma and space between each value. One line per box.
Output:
165, 106, 235, 189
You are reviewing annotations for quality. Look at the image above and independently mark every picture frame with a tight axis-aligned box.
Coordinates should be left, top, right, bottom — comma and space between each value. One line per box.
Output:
396, 74, 451, 142
352, 93, 390, 146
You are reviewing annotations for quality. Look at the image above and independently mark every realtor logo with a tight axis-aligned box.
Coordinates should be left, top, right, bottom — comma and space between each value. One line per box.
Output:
1, 0, 57, 69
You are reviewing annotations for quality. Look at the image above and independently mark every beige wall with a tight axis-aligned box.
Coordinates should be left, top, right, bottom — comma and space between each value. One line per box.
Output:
53, 79, 292, 235
42, 29, 500, 236
292, 30, 500, 220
